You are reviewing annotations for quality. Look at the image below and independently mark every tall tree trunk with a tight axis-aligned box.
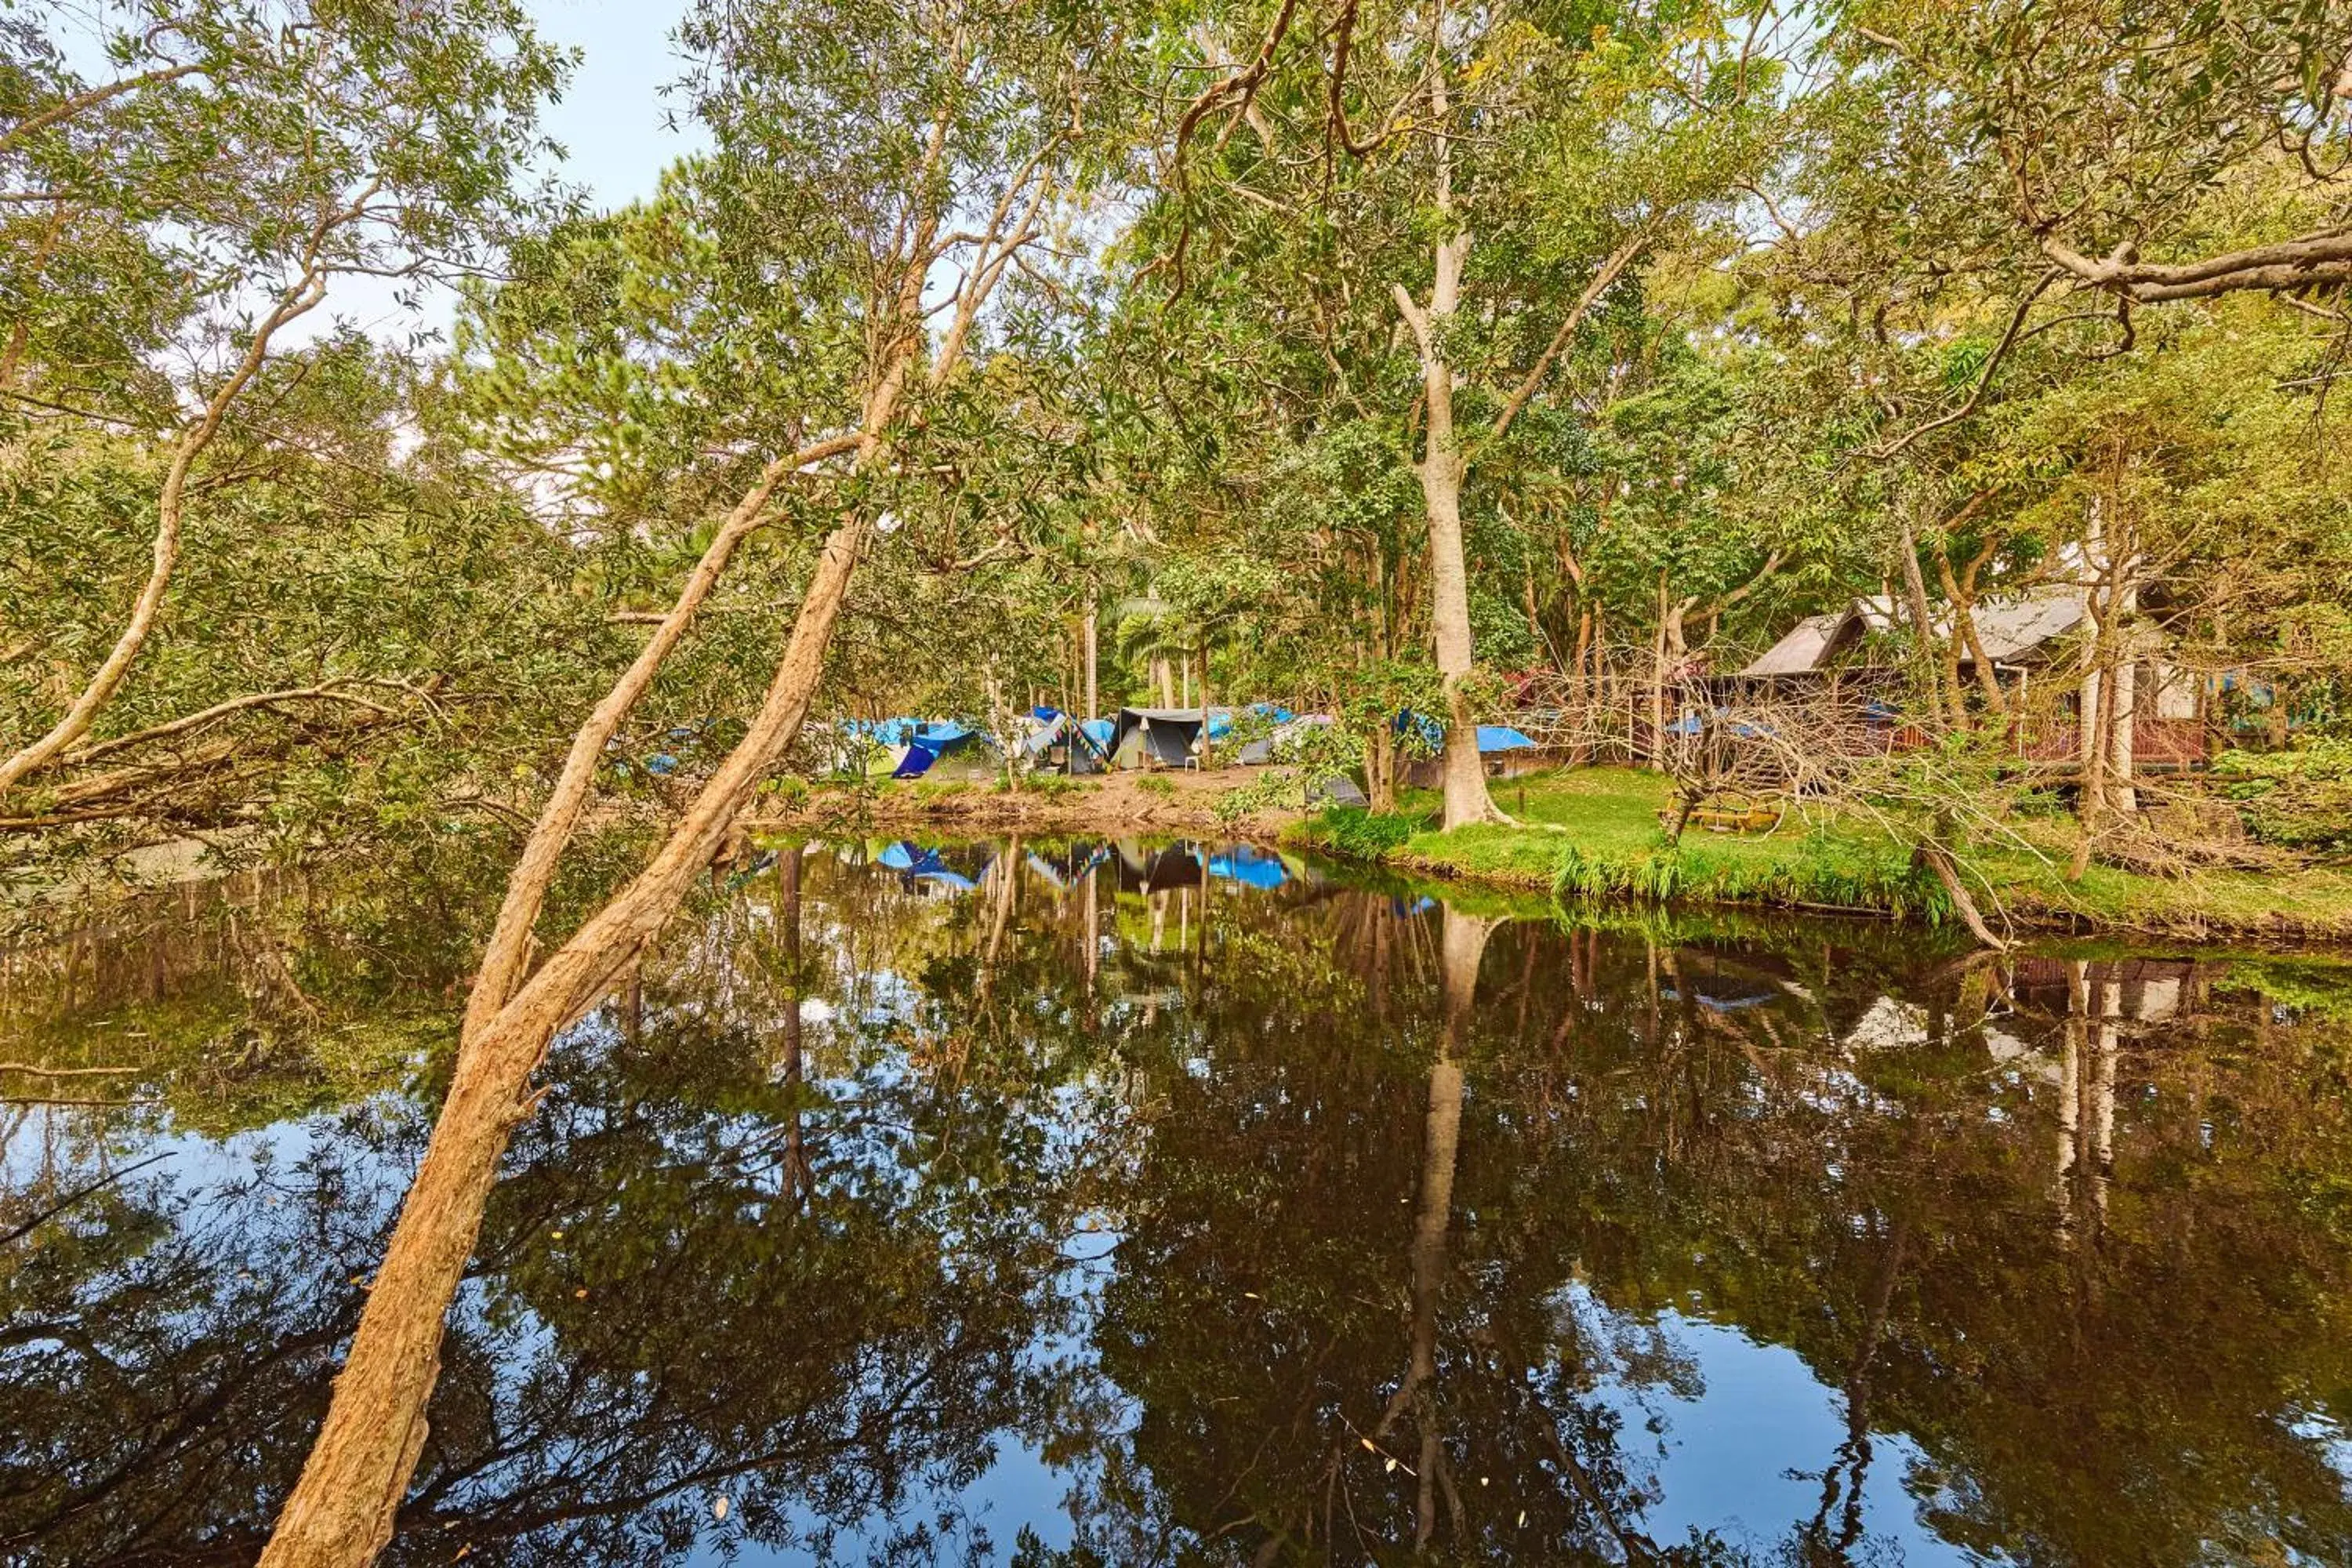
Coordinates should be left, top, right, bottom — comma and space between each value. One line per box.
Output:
1648, 576, 1670, 765
1392, 24, 1500, 832
2104, 556, 2140, 817
1083, 591, 1098, 720
260, 139, 975, 1541
1196, 627, 1212, 767
1896, 514, 1947, 732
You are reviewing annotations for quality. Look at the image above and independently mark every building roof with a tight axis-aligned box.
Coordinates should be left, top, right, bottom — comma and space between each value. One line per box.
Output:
1963, 592, 2090, 665
1739, 608, 1863, 677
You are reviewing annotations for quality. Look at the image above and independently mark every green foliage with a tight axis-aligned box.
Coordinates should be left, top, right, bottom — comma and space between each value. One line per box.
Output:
1135, 775, 1176, 798
2214, 741, 2352, 855
1312, 806, 1427, 860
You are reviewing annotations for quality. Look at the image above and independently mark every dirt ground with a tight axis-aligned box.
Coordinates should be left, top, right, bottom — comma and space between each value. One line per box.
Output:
746, 766, 1309, 838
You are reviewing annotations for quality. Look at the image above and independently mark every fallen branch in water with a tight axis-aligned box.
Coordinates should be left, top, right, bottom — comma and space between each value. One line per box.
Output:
0, 1151, 172, 1248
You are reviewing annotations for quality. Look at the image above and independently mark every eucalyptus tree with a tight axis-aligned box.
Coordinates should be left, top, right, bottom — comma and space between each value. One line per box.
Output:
260, 0, 1152, 1557
1823, 0, 2352, 313
0, 0, 568, 796
1149, 0, 1788, 827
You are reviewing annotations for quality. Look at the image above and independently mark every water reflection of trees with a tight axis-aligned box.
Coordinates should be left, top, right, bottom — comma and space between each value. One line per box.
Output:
5, 843, 2352, 1565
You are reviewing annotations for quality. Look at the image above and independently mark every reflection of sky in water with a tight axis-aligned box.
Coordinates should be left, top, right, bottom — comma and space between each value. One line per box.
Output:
1570, 1283, 1978, 1565
13, 841, 2352, 1566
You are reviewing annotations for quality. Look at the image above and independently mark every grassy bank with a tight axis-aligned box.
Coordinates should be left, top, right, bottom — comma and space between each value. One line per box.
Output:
1283, 767, 2352, 942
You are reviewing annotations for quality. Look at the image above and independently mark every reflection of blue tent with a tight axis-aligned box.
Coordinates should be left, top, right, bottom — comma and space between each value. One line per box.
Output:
878, 840, 979, 891
1207, 845, 1287, 891
1664, 986, 1776, 1012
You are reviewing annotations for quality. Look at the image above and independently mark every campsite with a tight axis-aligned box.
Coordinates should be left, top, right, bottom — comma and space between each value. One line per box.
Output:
8, 2, 2352, 1565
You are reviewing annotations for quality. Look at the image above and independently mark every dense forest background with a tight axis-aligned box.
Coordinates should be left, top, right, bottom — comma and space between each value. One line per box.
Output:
5, 4, 2352, 1557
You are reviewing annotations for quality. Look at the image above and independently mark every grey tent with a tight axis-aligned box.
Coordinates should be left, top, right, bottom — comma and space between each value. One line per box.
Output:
1110, 707, 1213, 768
1306, 774, 1369, 808
1236, 713, 1333, 766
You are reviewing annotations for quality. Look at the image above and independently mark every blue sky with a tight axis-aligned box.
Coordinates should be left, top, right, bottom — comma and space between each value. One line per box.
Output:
528, 1, 707, 209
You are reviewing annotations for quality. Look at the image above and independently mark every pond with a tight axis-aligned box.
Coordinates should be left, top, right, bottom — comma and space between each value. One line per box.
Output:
5, 837, 2352, 1566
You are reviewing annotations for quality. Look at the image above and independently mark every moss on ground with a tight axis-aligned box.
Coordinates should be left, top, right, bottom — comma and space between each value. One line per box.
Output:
1283, 766, 2352, 942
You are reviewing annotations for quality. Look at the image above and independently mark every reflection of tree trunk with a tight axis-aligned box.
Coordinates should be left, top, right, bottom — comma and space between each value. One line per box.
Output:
776, 847, 810, 1207
1805, 1217, 1908, 1560
2093, 978, 2118, 1221
2057, 962, 2085, 1238
978, 839, 1020, 1002
1083, 858, 1098, 1021
1407, 910, 1490, 1545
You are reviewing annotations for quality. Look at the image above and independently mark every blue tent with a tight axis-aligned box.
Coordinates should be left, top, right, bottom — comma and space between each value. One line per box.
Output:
1207, 845, 1287, 891
1080, 717, 1114, 752
889, 720, 988, 778
1397, 710, 1446, 750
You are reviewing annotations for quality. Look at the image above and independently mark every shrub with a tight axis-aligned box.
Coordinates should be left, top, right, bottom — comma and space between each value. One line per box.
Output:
1136, 774, 1177, 797
1316, 806, 1422, 860
2212, 741, 2352, 855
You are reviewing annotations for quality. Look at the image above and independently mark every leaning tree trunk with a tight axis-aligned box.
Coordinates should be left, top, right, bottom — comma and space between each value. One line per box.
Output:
0, 269, 327, 797
256, 510, 873, 1568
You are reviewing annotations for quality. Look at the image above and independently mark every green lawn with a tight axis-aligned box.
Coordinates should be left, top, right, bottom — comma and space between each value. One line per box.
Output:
1286, 766, 2352, 941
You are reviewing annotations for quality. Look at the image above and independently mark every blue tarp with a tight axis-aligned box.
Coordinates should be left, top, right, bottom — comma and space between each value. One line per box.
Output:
1080, 717, 1114, 751
1398, 715, 1540, 752
892, 743, 941, 779
1207, 846, 1287, 891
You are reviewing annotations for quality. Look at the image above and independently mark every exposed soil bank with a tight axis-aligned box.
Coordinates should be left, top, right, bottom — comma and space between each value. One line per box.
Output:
746, 768, 1305, 840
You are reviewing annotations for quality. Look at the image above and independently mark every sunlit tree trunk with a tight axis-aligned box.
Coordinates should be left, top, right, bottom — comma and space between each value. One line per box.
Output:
1083, 592, 1098, 720
1392, 20, 1501, 832
0, 263, 329, 797
256, 82, 1043, 1551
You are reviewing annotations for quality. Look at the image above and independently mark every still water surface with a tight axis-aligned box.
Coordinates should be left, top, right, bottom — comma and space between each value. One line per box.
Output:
5, 837, 2352, 1566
